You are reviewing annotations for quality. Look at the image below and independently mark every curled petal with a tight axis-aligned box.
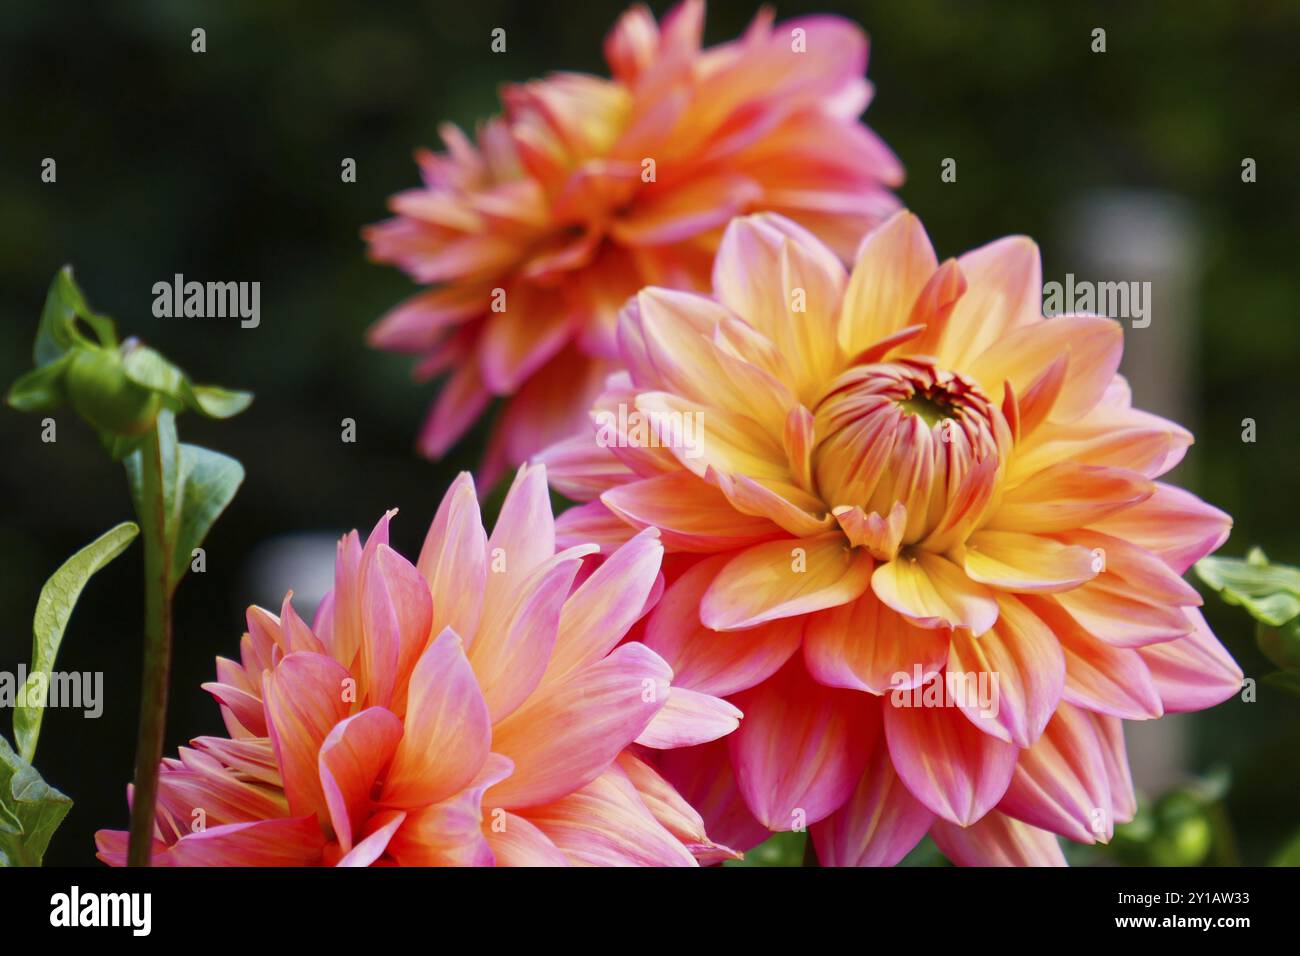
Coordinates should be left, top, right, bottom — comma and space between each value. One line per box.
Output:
635, 687, 742, 748
702, 534, 874, 631
871, 551, 998, 635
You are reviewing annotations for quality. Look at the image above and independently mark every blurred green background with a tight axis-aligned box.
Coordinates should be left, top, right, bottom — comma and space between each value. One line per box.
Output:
1, 0, 1297, 865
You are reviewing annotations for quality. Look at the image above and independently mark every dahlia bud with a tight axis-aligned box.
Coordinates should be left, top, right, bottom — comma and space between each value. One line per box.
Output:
7, 267, 251, 457
65, 340, 162, 437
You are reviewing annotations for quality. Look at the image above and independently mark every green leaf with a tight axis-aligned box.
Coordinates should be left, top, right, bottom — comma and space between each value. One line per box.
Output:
120, 341, 188, 406
34, 267, 116, 367
121, 340, 252, 420
14, 522, 139, 763
1257, 617, 1300, 670
0, 736, 72, 867
181, 381, 253, 419
1195, 552, 1300, 627
170, 443, 244, 591
124, 412, 244, 594
6, 352, 72, 412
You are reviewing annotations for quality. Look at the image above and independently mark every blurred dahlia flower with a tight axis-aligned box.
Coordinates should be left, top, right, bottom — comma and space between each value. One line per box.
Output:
365, 0, 901, 479
96, 465, 735, 866
540, 210, 1243, 865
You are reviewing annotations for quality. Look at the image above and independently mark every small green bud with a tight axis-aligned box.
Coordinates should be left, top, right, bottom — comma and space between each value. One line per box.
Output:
65, 343, 162, 437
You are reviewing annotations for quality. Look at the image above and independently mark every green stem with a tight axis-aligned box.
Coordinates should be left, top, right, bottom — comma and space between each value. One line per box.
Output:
802, 832, 819, 867
126, 425, 172, 866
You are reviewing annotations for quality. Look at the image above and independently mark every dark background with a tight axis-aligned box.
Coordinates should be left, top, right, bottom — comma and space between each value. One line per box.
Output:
1, 0, 1297, 865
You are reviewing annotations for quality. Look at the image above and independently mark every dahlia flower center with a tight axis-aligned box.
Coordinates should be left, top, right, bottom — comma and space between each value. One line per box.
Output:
812, 358, 1003, 543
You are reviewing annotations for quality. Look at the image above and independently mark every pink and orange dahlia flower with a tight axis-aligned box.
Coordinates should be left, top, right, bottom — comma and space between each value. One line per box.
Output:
96, 465, 734, 866
365, 0, 902, 478
541, 210, 1244, 865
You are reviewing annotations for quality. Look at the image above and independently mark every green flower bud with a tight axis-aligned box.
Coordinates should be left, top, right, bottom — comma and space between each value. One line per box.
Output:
65, 343, 162, 437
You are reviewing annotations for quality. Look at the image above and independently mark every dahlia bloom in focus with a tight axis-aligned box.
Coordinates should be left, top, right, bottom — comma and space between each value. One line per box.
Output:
96, 465, 734, 866
541, 210, 1243, 865
365, 0, 902, 478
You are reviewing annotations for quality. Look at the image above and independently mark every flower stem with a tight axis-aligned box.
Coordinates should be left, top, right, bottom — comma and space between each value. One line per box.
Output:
126, 425, 172, 866
802, 832, 819, 867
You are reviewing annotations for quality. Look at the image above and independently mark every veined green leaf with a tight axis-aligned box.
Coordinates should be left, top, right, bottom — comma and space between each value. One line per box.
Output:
121, 341, 188, 405
121, 339, 252, 420
125, 412, 244, 595
170, 443, 244, 592
0, 736, 72, 867
1195, 550, 1300, 627
14, 522, 139, 763
181, 381, 253, 419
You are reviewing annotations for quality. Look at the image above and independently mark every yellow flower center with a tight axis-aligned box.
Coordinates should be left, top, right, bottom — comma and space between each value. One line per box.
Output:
812, 357, 1005, 544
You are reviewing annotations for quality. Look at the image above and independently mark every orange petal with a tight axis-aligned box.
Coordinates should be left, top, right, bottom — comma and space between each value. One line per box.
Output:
937, 236, 1043, 370
999, 703, 1114, 844
262, 652, 351, 820
1025, 594, 1163, 720
601, 472, 783, 552
381, 629, 491, 808
838, 210, 938, 357
488, 642, 670, 808
884, 687, 1017, 826
417, 472, 487, 645
644, 554, 802, 697
930, 811, 1066, 866
803, 587, 948, 694
987, 462, 1152, 534
968, 315, 1122, 423
946, 594, 1065, 747
871, 551, 998, 635
963, 530, 1099, 593
700, 534, 874, 631
833, 502, 906, 561
1052, 582, 1195, 648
